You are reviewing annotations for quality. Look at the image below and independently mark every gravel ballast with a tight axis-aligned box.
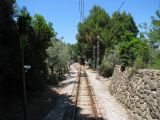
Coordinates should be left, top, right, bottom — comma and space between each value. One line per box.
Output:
86, 67, 130, 120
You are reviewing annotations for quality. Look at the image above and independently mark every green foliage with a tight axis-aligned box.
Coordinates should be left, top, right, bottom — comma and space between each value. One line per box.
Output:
0, 4, 57, 90
134, 40, 149, 68
118, 38, 138, 70
69, 43, 79, 62
148, 58, 160, 70
148, 9, 160, 47
99, 50, 119, 77
139, 8, 160, 69
46, 39, 71, 81
0, 0, 21, 88
76, 5, 139, 73
0, 0, 70, 91
76, 5, 111, 62
147, 49, 160, 69
118, 38, 150, 70
104, 12, 138, 71
99, 57, 114, 77
48, 73, 58, 85
111, 11, 138, 44
21, 12, 56, 89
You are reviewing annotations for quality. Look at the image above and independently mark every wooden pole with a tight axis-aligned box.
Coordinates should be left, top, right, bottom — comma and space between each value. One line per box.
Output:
20, 35, 28, 120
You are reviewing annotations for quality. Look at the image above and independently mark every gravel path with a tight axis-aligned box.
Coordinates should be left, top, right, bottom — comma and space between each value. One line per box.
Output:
42, 65, 78, 120
43, 64, 130, 120
86, 67, 130, 120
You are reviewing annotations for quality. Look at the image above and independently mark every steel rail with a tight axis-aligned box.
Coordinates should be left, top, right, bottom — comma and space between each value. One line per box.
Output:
79, 65, 103, 120
63, 64, 103, 120
62, 64, 81, 120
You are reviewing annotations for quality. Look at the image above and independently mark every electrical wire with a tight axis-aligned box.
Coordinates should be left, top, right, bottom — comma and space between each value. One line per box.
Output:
118, 0, 126, 12
79, 0, 84, 22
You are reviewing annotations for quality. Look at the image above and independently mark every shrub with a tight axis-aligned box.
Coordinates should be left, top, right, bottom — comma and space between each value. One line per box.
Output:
147, 52, 160, 69
99, 60, 114, 77
118, 38, 150, 70
99, 51, 118, 77
48, 73, 58, 85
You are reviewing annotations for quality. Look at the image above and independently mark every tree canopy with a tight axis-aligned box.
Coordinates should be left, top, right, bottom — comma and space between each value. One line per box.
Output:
76, 5, 139, 71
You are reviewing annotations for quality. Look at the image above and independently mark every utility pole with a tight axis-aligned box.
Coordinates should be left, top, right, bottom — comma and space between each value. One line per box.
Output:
93, 45, 96, 69
21, 35, 28, 120
97, 40, 99, 73
18, 16, 28, 120
79, 0, 84, 23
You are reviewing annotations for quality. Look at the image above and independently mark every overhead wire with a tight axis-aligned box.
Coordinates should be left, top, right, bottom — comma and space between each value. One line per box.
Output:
79, 0, 84, 23
110, 0, 127, 41
118, 0, 126, 12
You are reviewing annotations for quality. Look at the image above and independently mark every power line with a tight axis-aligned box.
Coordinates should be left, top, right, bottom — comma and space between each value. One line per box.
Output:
118, 0, 126, 12
79, 0, 84, 22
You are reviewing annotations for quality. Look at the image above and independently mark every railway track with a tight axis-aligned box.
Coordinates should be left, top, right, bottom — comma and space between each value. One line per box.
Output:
63, 64, 103, 120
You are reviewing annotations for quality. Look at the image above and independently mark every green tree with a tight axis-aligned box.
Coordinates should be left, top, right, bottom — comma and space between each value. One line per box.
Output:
46, 39, 71, 82
148, 9, 160, 48
93, 10, 138, 74
147, 9, 160, 69
111, 11, 138, 45
46, 39, 59, 76
118, 38, 149, 70
0, 0, 21, 88
0, 1, 24, 119
19, 11, 56, 89
69, 43, 79, 62
76, 5, 111, 65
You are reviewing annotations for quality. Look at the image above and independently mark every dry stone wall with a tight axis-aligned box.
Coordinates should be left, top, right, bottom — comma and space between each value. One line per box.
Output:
110, 65, 160, 120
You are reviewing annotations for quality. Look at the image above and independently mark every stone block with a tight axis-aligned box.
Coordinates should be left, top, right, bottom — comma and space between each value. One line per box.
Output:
136, 92, 142, 98
148, 94, 154, 101
140, 99, 144, 104
129, 104, 134, 110
143, 94, 150, 103
144, 84, 150, 90
141, 111, 147, 118
152, 99, 158, 107
148, 80, 157, 91
141, 118, 147, 120
143, 76, 151, 82
151, 91, 157, 98
146, 114, 152, 120
138, 88, 144, 94
110, 66, 160, 120
134, 113, 142, 120
140, 103, 147, 111
157, 88, 160, 97
158, 80, 160, 87
157, 97, 160, 106
150, 110, 160, 119
135, 102, 140, 108
137, 108, 143, 116
135, 96, 139, 102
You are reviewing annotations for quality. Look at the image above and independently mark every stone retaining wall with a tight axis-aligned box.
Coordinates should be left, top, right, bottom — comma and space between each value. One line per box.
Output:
110, 65, 160, 120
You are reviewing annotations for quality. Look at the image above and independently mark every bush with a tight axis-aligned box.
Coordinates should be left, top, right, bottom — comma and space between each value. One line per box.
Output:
134, 56, 146, 69
99, 61, 114, 77
118, 41, 136, 70
48, 73, 58, 85
147, 57, 160, 70
99, 48, 120, 77
118, 38, 150, 70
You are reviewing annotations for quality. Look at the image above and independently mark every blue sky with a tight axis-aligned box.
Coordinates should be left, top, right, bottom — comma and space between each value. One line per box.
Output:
16, 0, 159, 44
